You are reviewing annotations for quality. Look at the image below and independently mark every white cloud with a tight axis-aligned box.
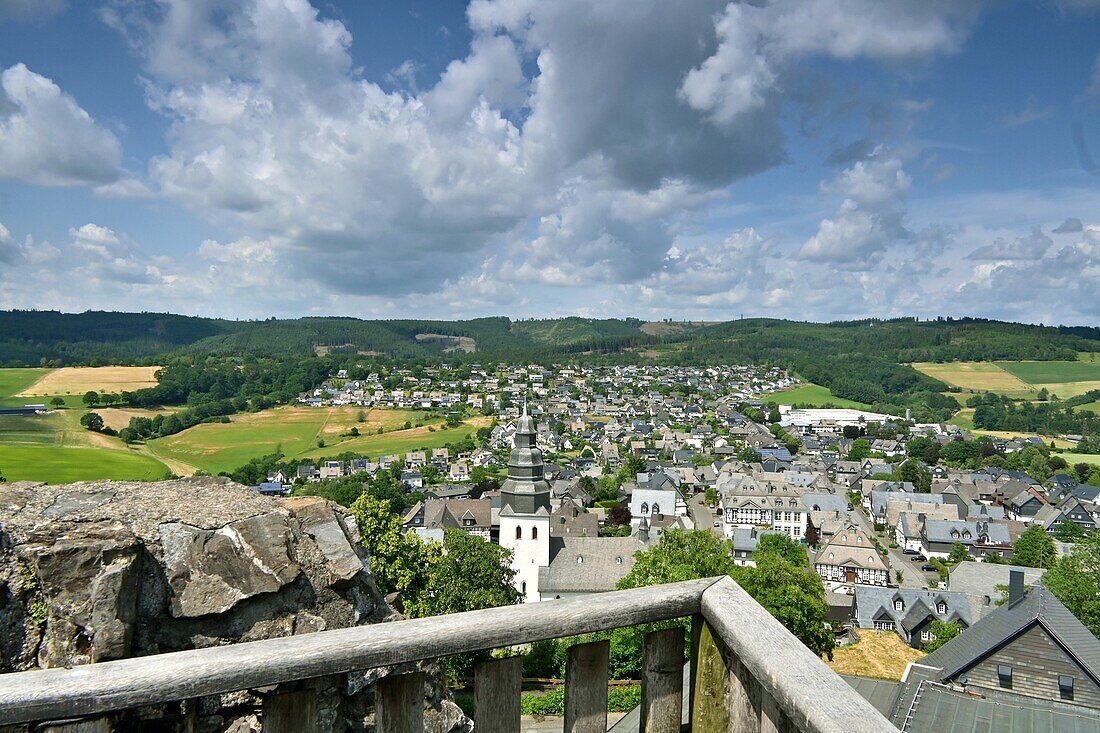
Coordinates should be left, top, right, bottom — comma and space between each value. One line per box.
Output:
1002, 97, 1056, 128
0, 64, 128, 187
967, 227, 1053, 260
800, 153, 911, 263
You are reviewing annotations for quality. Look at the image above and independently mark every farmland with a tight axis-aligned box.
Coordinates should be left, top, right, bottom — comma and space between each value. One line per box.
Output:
913, 360, 1100, 400
764, 383, 873, 410
148, 407, 473, 475
910, 362, 1033, 395
15, 366, 161, 400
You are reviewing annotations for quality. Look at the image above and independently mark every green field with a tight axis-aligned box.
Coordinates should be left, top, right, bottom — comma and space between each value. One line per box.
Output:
1074, 400, 1100, 415
1055, 451, 1100, 467
0, 445, 169, 483
996, 361, 1100, 384
766, 383, 872, 410
149, 407, 468, 475
0, 368, 53, 406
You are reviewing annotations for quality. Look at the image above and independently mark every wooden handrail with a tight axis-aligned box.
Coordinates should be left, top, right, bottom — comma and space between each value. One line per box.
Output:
0, 578, 717, 725
0, 575, 898, 732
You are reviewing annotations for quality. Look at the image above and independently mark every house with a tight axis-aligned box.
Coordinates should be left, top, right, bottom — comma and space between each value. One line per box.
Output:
320, 460, 344, 479
813, 524, 890, 588
401, 498, 493, 541
296, 464, 320, 483
1035, 497, 1096, 534
400, 470, 424, 490
894, 505, 960, 553
730, 527, 783, 567
629, 487, 686, 526
853, 586, 975, 647
892, 572, 1100, 720
921, 519, 1012, 560
550, 498, 599, 538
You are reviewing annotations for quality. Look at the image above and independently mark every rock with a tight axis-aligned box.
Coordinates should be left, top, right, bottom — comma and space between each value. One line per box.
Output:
159, 513, 300, 618
0, 477, 470, 733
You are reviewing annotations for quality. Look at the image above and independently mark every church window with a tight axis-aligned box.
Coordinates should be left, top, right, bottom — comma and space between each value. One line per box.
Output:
515, 526, 522, 540
532, 526, 538, 540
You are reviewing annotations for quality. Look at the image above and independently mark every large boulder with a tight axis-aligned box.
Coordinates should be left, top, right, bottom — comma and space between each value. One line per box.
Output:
0, 477, 470, 733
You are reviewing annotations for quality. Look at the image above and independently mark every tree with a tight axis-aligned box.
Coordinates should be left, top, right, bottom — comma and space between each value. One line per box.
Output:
1054, 520, 1086, 543
607, 504, 631, 526
755, 533, 808, 567
1012, 525, 1057, 568
1043, 532, 1100, 637
895, 459, 932, 493
49, 397, 65, 409
79, 412, 105, 432
349, 494, 431, 597
403, 529, 520, 618
736, 552, 835, 659
82, 391, 100, 407
947, 542, 971, 564
846, 439, 871, 461
923, 620, 961, 652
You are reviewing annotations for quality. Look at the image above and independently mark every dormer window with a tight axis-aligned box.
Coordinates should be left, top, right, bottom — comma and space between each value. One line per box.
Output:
894, 599, 904, 611
577, 556, 584, 564
641, 503, 649, 514
652, 504, 660, 515
615, 557, 623, 565
937, 602, 947, 614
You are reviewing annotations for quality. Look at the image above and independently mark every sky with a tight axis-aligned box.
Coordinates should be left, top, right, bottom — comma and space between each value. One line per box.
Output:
0, 0, 1098, 325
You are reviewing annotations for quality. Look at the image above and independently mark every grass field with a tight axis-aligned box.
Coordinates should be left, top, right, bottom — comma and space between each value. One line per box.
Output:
765, 383, 872, 409
911, 362, 1033, 394
149, 407, 464, 475
826, 630, 925, 680
1056, 452, 1100, 466
0, 368, 53, 406
1074, 400, 1100, 415
0, 445, 169, 483
299, 417, 492, 460
914, 360, 1100, 400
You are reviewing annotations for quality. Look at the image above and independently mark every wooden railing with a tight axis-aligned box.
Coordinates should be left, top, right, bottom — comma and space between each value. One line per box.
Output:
0, 576, 896, 732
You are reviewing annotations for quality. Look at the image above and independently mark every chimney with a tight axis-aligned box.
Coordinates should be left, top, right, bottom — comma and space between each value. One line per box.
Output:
1008, 569, 1025, 607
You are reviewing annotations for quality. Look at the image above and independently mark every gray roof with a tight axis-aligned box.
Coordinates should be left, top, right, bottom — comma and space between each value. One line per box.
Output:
854, 586, 976, 630
537, 537, 646, 594
919, 583, 1100, 686
902, 681, 1100, 733
839, 675, 899, 718
923, 519, 1011, 546
947, 562, 1046, 599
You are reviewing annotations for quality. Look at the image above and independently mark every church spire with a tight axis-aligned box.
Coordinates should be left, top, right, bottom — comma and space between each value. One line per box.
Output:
500, 401, 551, 515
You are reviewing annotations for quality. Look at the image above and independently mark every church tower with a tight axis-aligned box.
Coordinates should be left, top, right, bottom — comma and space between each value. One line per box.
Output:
498, 403, 552, 603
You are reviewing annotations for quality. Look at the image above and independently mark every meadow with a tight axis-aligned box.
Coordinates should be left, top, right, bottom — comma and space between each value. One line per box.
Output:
148, 407, 470, 475
910, 362, 1033, 395
0, 445, 169, 483
913, 360, 1100, 400
764, 383, 872, 410
0, 368, 53, 406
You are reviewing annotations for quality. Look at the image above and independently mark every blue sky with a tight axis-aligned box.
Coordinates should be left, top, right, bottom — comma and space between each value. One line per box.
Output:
0, 0, 1098, 324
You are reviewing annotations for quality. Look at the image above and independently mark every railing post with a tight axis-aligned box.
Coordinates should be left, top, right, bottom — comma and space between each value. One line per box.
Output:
640, 627, 684, 733
474, 656, 522, 732
262, 688, 320, 733
760, 691, 790, 733
564, 639, 609, 733
691, 620, 730, 733
376, 672, 425, 733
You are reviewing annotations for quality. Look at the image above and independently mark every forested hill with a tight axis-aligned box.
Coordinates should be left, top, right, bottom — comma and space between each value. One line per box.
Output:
1, 310, 1098, 367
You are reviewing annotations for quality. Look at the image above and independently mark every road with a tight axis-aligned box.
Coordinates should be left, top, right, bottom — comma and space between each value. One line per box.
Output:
846, 505, 930, 589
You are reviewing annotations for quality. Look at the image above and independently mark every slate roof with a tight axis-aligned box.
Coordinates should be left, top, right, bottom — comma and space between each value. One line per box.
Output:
901, 681, 1100, 733
839, 675, 899, 718
537, 536, 647, 594
854, 586, 976, 630
947, 563, 1046, 600
919, 584, 1100, 686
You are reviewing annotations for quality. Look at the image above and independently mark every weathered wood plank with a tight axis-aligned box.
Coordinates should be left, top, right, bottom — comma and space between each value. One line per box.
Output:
640, 627, 683, 733
727, 654, 760, 732
564, 640, 608, 733
262, 689, 319, 733
474, 656, 521, 732
376, 672, 424, 733
41, 720, 111, 733
0, 578, 720, 725
700, 577, 896, 733
689, 621, 729, 733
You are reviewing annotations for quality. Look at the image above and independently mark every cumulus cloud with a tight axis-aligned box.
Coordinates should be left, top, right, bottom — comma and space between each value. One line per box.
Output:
0, 64, 128, 187
1053, 217, 1084, 233
967, 226, 1053, 260
800, 153, 911, 263
73, 0, 991, 314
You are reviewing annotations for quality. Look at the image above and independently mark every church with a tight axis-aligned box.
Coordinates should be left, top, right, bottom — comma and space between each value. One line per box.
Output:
498, 404, 553, 603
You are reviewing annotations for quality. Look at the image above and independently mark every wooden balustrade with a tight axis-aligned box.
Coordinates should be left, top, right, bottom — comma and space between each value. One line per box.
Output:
0, 576, 896, 732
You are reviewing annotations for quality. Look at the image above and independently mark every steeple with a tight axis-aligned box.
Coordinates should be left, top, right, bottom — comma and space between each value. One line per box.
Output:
500, 402, 551, 515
